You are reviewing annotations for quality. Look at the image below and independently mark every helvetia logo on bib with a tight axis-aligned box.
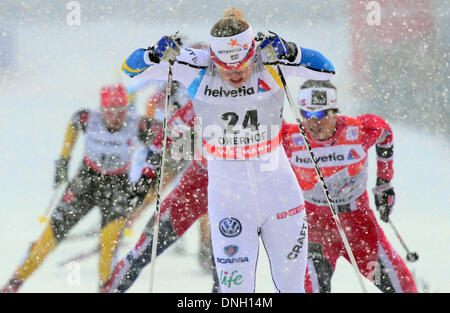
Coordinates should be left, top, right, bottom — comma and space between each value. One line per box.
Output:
347, 149, 360, 160
204, 85, 255, 97
257, 78, 271, 93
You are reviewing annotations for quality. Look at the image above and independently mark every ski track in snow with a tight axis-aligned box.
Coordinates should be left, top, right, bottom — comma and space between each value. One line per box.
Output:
0, 22, 448, 293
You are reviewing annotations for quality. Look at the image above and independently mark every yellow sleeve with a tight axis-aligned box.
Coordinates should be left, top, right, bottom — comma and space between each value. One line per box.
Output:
60, 122, 79, 159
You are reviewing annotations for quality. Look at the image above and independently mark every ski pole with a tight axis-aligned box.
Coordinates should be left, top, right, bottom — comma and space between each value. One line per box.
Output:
148, 60, 175, 293
38, 183, 66, 224
64, 228, 100, 241
256, 31, 367, 293
58, 240, 126, 267
58, 246, 99, 267
388, 220, 419, 262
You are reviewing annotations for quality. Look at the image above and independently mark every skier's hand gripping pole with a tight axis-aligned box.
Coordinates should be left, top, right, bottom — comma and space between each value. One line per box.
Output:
255, 31, 368, 293
149, 32, 182, 64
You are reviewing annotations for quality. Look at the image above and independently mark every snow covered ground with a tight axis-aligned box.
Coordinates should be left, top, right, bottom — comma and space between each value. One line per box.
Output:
0, 22, 448, 293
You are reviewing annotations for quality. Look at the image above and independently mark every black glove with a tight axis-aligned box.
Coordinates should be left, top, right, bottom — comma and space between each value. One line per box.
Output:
127, 175, 154, 207
54, 157, 69, 188
146, 148, 162, 167
372, 178, 395, 223
127, 147, 161, 206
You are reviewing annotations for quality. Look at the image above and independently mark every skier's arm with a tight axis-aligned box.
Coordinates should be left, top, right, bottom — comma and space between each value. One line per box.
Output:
359, 114, 395, 222
359, 114, 394, 181
121, 47, 208, 89
55, 110, 88, 186
130, 117, 163, 188
277, 46, 335, 80
60, 110, 88, 159
259, 35, 335, 80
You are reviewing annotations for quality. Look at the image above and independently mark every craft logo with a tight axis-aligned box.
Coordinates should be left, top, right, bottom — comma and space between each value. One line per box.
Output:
287, 222, 308, 260
219, 217, 242, 237
347, 149, 360, 160
220, 270, 244, 288
224, 245, 239, 257
257, 78, 271, 93
301, 98, 306, 106
311, 90, 327, 106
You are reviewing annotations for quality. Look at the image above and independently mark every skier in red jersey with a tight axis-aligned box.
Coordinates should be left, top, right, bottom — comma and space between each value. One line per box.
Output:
283, 79, 418, 293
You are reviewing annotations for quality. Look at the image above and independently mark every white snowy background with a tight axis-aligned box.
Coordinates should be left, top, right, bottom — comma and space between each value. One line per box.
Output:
0, 1, 448, 292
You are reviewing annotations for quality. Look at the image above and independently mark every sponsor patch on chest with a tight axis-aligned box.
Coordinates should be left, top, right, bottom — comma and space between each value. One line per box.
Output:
346, 126, 359, 141
291, 133, 305, 147
291, 145, 366, 168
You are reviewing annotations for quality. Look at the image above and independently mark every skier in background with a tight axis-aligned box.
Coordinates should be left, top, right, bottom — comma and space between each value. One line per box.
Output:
101, 97, 218, 293
1, 84, 157, 292
284, 79, 418, 293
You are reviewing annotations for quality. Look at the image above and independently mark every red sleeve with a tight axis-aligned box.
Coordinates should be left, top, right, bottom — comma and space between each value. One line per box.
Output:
152, 100, 195, 149
358, 114, 394, 181
281, 121, 298, 160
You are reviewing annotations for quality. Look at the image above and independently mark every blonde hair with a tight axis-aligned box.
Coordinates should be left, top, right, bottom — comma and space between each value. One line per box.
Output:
210, 8, 249, 37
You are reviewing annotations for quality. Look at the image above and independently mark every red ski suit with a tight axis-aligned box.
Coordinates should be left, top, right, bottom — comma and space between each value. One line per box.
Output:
282, 115, 417, 293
